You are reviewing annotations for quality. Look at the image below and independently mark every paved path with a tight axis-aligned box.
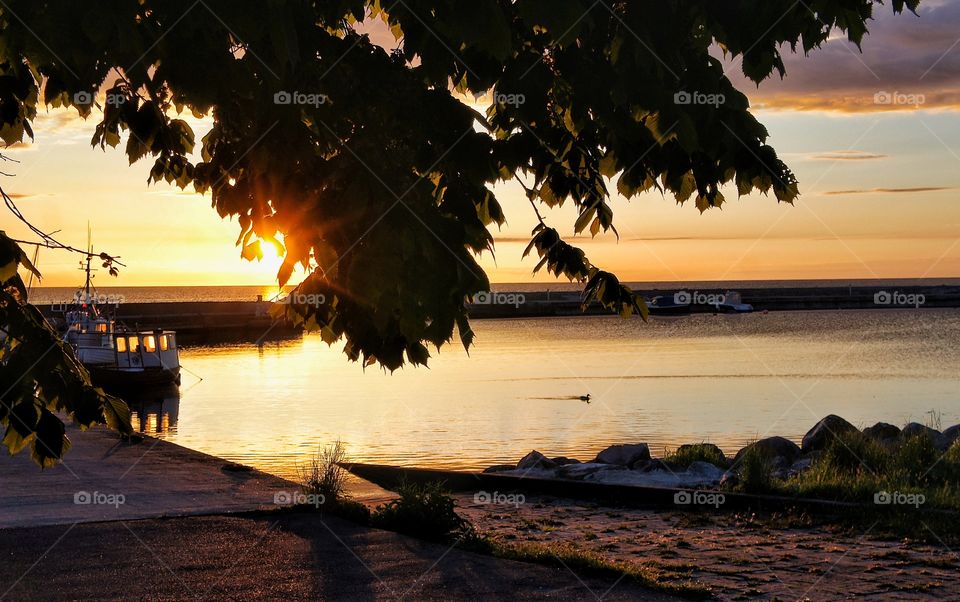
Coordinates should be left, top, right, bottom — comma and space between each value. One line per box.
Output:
0, 425, 299, 529
0, 513, 678, 601
0, 427, 675, 600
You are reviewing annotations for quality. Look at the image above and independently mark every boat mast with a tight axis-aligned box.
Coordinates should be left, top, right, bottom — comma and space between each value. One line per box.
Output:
81, 222, 95, 307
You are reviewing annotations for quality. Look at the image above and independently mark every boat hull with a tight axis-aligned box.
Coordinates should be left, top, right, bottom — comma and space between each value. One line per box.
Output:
647, 304, 692, 317
88, 365, 181, 390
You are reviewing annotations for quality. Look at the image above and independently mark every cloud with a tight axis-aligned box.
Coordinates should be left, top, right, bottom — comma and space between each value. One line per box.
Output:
824, 186, 955, 196
808, 151, 889, 161
726, 2, 960, 113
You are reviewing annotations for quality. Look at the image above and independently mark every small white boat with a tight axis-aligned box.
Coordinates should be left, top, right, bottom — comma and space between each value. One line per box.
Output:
714, 291, 754, 313
60, 257, 181, 390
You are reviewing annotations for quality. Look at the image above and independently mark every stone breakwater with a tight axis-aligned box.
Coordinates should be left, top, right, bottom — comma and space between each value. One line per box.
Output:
484, 415, 960, 490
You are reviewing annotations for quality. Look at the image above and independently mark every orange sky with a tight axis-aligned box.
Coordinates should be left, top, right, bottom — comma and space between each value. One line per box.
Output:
5, 4, 960, 288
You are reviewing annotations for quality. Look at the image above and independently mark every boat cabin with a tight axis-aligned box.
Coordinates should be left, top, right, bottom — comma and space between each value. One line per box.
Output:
114, 331, 179, 371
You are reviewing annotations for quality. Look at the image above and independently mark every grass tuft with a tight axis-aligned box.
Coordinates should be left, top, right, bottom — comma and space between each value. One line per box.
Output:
299, 439, 348, 503
737, 444, 775, 494
666, 443, 728, 469
781, 432, 960, 511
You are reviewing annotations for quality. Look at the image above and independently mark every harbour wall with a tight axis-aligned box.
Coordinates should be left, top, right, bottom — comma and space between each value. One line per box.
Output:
38, 284, 960, 344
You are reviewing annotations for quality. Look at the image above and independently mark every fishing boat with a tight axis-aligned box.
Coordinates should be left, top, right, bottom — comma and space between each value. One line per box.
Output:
646, 295, 692, 317
714, 291, 754, 314
59, 254, 181, 390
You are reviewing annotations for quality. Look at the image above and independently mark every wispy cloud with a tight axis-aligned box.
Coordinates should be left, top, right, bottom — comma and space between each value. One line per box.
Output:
824, 186, 955, 196
808, 151, 889, 161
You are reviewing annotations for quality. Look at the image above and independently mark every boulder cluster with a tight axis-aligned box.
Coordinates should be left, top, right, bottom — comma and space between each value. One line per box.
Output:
485, 415, 960, 489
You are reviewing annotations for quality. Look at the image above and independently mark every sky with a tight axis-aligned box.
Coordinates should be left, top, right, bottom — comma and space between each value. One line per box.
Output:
5, 1, 960, 288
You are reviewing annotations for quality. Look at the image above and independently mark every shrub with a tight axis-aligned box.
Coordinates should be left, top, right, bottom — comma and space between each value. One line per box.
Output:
331, 499, 372, 524
371, 480, 465, 543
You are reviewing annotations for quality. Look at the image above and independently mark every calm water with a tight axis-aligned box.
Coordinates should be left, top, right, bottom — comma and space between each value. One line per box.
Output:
128, 309, 960, 481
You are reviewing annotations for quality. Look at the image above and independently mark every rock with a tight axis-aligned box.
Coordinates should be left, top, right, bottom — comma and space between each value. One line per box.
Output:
788, 457, 814, 478
636, 459, 672, 473
801, 415, 858, 454
686, 461, 725, 480
943, 425, 960, 445
900, 423, 949, 450
863, 422, 901, 441
517, 450, 557, 470
550, 456, 581, 466
482, 464, 517, 474
593, 443, 650, 467
734, 436, 801, 465
720, 472, 740, 489
770, 456, 791, 472
556, 462, 625, 480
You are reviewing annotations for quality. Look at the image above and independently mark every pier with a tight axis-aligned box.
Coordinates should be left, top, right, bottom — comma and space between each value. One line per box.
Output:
37, 284, 960, 343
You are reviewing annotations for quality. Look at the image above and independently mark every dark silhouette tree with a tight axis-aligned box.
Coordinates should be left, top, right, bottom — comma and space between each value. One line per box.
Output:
0, 0, 920, 464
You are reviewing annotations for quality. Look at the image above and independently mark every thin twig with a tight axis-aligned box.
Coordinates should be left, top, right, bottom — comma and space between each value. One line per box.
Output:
2, 187, 126, 266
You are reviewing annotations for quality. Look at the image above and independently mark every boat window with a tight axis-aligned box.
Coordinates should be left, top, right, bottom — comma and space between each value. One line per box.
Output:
160, 335, 168, 351
95, 323, 108, 333
116, 337, 127, 353
165, 334, 176, 350
128, 336, 139, 352
144, 335, 157, 353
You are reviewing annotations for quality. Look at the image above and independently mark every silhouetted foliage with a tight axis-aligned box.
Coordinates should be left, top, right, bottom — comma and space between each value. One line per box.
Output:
0, 0, 919, 463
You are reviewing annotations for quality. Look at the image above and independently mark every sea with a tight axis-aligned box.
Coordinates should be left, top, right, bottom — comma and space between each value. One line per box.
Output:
29, 280, 960, 481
